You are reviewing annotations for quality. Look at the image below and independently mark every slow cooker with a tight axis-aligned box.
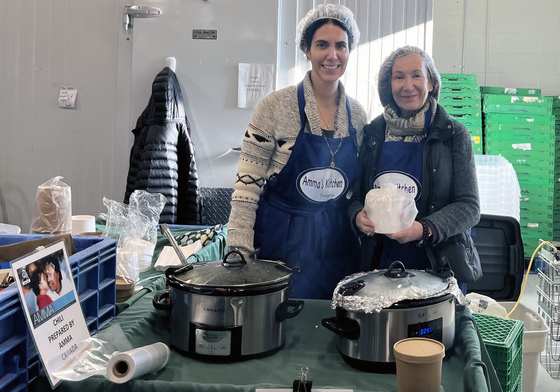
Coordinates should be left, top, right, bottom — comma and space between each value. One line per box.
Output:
153, 250, 304, 360
322, 261, 458, 372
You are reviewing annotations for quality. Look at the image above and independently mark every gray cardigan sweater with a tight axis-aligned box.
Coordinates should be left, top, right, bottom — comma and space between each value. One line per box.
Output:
228, 71, 368, 253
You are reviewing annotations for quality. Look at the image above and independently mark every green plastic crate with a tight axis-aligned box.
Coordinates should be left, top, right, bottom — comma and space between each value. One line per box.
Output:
484, 122, 555, 134
484, 113, 555, 125
445, 105, 480, 115
439, 91, 481, 101
441, 84, 479, 94
483, 103, 552, 116
481, 86, 541, 96
441, 99, 481, 110
484, 140, 555, 154
483, 94, 552, 106
484, 130, 554, 142
472, 313, 524, 392
440, 73, 478, 84
456, 117, 483, 127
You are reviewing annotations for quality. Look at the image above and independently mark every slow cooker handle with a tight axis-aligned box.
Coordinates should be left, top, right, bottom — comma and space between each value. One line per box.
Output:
338, 280, 365, 296
152, 290, 172, 311
321, 316, 360, 340
383, 260, 409, 279
275, 299, 305, 323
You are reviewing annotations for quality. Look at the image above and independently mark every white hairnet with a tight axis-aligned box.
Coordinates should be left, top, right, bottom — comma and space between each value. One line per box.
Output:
296, 4, 360, 53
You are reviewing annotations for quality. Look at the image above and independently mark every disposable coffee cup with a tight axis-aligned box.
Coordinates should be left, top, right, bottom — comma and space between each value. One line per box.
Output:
393, 338, 445, 392
72, 215, 96, 235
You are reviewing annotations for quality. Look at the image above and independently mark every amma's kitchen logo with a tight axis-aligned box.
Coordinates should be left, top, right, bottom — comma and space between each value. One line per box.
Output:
297, 167, 348, 203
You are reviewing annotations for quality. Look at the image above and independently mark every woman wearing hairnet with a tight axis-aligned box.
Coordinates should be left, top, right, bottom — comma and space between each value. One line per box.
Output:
349, 46, 482, 288
227, 4, 367, 299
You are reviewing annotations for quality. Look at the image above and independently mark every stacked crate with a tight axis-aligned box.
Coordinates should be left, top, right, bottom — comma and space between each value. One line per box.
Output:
439, 73, 482, 154
554, 97, 560, 240
482, 87, 555, 257
472, 312, 524, 392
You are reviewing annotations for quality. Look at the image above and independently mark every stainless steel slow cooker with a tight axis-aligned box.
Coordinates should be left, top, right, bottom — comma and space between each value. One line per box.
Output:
322, 261, 457, 372
153, 250, 304, 360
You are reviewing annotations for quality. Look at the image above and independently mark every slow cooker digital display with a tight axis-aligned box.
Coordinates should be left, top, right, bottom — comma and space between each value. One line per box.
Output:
407, 318, 443, 341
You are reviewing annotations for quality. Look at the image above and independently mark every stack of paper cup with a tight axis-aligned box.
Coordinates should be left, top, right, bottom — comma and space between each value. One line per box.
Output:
123, 238, 155, 273
72, 215, 96, 235
30, 183, 72, 234
117, 250, 139, 283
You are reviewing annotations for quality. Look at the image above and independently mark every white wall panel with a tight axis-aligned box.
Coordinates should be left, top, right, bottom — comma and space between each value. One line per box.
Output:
0, 0, 126, 232
433, 0, 560, 96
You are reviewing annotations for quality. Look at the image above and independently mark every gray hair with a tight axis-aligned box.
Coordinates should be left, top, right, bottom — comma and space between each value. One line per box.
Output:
377, 46, 441, 109
296, 4, 360, 53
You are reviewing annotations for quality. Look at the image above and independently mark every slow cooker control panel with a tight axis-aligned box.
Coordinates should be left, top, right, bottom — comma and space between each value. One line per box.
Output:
195, 329, 232, 355
189, 323, 242, 357
407, 317, 443, 342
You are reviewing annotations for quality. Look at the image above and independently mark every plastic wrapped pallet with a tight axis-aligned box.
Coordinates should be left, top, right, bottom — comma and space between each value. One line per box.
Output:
475, 155, 520, 221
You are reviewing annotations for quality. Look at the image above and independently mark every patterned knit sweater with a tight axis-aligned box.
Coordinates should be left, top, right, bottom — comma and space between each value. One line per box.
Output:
227, 71, 368, 253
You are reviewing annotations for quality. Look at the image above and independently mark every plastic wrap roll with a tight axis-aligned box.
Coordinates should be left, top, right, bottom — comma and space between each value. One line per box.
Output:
106, 342, 170, 384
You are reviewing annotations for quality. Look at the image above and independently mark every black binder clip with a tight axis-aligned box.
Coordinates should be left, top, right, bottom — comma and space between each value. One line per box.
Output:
293, 366, 312, 392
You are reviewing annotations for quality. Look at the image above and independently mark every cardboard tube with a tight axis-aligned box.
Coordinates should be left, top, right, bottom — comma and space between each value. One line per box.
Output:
106, 342, 170, 384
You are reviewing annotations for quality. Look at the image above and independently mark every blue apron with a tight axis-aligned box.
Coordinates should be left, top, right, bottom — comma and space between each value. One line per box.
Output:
374, 110, 433, 270
253, 83, 360, 299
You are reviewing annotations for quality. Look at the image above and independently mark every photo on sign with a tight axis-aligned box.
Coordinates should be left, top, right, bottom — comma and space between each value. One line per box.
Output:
16, 247, 75, 328
11, 240, 91, 388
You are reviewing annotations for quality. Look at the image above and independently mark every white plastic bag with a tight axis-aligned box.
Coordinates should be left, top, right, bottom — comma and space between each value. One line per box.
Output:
364, 186, 418, 234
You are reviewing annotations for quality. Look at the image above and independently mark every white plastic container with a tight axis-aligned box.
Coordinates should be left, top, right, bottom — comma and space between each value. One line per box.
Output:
499, 301, 549, 392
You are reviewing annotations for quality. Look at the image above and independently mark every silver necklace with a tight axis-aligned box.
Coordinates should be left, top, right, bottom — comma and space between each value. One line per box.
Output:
322, 133, 343, 167
317, 103, 342, 167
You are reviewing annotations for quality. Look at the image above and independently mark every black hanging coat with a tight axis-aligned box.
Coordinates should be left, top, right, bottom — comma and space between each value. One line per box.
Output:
124, 67, 202, 224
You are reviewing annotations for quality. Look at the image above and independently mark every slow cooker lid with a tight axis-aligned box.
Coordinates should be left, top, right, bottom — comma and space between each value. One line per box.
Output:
332, 261, 460, 313
169, 250, 293, 289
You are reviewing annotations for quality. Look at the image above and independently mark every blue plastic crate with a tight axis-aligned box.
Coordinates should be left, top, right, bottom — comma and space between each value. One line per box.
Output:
0, 234, 117, 392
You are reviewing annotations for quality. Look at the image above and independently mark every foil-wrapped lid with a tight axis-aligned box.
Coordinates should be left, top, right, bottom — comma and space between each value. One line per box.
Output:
332, 261, 460, 313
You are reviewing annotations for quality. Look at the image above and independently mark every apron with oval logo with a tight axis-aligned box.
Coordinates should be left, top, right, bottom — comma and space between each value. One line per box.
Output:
374, 140, 428, 269
253, 83, 359, 299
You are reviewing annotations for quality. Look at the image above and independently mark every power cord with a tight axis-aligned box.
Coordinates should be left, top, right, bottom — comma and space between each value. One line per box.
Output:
506, 240, 558, 319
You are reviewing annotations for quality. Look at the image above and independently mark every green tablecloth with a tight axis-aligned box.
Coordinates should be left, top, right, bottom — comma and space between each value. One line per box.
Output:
34, 294, 501, 392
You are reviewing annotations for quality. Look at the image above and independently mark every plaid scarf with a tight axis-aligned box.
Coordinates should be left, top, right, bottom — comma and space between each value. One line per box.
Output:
383, 96, 437, 142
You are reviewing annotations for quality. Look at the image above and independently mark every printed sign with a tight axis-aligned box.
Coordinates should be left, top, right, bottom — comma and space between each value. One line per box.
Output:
238, 63, 274, 109
297, 167, 348, 203
11, 240, 90, 388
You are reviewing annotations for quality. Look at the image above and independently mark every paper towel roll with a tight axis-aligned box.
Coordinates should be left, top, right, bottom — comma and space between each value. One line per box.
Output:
31, 182, 72, 234
106, 342, 170, 384
72, 215, 96, 234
